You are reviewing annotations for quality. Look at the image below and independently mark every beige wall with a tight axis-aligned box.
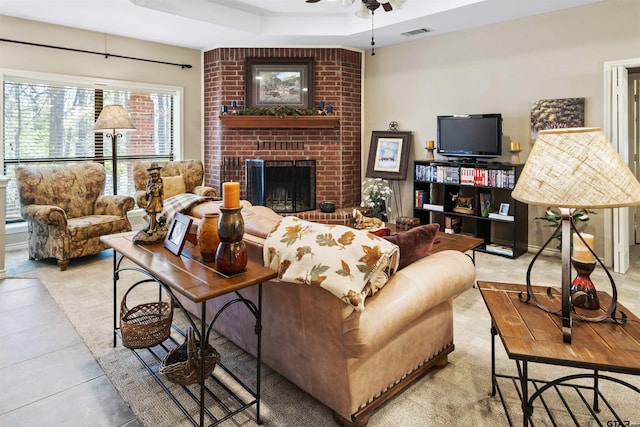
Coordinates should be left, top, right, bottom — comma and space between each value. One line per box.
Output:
3, 1, 640, 257
0, 15, 203, 160
363, 0, 640, 257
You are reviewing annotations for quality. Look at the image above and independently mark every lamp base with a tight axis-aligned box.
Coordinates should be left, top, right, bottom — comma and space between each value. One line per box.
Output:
570, 258, 600, 310
520, 212, 625, 343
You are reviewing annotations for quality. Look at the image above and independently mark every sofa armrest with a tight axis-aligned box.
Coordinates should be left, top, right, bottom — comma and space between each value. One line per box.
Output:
193, 185, 219, 198
21, 204, 68, 230
386, 250, 475, 309
94, 195, 136, 217
342, 250, 475, 357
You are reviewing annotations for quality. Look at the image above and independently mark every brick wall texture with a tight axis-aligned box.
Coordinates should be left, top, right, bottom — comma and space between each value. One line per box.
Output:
203, 48, 363, 211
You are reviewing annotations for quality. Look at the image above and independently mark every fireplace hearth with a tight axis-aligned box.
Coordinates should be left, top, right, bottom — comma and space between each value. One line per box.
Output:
246, 159, 316, 213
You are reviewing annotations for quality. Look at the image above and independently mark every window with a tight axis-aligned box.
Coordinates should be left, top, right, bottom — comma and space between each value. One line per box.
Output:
2, 72, 181, 221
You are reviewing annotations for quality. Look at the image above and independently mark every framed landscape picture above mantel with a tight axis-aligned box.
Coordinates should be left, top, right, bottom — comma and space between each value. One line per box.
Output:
245, 57, 314, 109
366, 131, 412, 180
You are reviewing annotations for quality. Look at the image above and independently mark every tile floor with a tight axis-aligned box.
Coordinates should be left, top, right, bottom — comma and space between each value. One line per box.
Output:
0, 248, 141, 427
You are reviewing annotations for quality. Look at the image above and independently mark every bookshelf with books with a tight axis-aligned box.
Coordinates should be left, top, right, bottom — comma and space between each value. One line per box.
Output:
413, 160, 528, 258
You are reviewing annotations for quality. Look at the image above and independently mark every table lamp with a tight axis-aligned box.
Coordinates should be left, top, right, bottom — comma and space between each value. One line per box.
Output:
511, 127, 640, 343
93, 105, 136, 194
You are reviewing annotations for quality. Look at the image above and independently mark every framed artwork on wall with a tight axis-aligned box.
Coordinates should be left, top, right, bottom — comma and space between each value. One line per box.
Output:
245, 58, 314, 109
164, 213, 192, 256
366, 131, 412, 180
530, 97, 585, 144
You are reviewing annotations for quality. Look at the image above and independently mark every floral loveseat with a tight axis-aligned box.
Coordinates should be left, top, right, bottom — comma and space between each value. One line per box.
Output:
16, 162, 135, 270
175, 205, 476, 426
132, 160, 218, 209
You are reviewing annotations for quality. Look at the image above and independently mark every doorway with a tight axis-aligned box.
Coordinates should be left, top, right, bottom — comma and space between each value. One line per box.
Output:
605, 58, 640, 273
630, 71, 640, 244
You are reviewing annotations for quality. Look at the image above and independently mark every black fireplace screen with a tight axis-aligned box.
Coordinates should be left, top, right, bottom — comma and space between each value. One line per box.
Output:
245, 159, 316, 213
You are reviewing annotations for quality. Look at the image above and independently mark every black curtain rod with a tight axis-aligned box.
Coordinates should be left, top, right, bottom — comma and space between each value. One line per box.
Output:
0, 38, 193, 69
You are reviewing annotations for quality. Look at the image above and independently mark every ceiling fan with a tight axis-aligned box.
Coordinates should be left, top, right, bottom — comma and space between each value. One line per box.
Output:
305, 0, 406, 55
305, 1, 405, 16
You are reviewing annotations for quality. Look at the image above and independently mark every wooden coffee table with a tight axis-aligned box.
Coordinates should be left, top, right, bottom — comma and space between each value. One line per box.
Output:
477, 281, 640, 426
430, 231, 483, 259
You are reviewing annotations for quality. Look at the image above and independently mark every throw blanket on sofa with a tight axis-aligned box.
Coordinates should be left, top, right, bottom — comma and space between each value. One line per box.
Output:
162, 193, 215, 223
264, 216, 400, 311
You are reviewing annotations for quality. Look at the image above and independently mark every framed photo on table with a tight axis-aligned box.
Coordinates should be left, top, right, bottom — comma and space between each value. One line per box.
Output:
366, 131, 412, 180
245, 57, 314, 109
164, 213, 192, 256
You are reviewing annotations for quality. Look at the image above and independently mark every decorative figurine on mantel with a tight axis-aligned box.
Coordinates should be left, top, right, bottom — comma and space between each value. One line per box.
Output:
133, 163, 168, 244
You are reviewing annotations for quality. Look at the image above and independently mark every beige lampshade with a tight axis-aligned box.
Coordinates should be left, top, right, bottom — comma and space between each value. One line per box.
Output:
93, 105, 136, 132
512, 127, 640, 208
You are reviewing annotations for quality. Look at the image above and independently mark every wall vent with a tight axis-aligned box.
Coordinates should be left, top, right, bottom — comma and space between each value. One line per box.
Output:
401, 28, 431, 37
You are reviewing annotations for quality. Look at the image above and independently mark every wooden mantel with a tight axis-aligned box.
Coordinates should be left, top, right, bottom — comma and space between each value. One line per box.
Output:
219, 115, 339, 129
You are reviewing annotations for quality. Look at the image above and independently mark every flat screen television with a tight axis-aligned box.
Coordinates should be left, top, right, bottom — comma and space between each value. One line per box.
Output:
437, 114, 502, 159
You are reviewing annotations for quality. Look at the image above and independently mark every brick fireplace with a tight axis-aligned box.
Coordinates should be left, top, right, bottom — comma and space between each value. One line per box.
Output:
202, 48, 363, 217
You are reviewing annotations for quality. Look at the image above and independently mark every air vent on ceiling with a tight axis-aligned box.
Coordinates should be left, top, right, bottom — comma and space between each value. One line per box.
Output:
401, 28, 431, 37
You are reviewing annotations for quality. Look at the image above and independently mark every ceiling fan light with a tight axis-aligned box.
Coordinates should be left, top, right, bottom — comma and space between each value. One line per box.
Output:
340, 0, 356, 6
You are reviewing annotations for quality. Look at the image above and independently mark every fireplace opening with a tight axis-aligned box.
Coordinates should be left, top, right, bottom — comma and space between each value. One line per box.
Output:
245, 159, 316, 213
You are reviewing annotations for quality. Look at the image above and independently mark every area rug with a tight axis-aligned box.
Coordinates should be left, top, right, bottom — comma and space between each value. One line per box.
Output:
18, 249, 640, 426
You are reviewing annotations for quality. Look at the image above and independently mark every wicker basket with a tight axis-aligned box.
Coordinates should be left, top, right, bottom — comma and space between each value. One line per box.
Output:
120, 286, 173, 349
160, 326, 220, 386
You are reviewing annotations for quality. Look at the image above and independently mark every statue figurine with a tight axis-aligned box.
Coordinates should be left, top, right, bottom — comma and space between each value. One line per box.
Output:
133, 163, 168, 244
145, 164, 164, 233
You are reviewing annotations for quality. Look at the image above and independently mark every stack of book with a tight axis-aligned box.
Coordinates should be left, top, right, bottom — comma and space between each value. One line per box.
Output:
485, 243, 513, 256
488, 212, 514, 221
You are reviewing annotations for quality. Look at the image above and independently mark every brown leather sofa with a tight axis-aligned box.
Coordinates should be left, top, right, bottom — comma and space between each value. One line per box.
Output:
178, 205, 476, 426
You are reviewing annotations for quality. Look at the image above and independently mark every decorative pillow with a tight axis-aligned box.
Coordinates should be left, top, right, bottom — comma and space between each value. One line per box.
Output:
162, 175, 186, 200
384, 223, 440, 270
264, 217, 400, 311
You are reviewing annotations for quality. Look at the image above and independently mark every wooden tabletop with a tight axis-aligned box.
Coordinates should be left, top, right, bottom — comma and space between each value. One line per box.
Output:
430, 231, 484, 255
101, 232, 277, 304
477, 281, 640, 375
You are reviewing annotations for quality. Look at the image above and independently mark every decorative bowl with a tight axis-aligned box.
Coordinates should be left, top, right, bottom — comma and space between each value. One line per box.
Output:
319, 202, 335, 213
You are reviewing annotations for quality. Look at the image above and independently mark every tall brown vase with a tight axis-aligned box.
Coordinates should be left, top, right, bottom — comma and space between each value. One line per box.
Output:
215, 207, 247, 275
197, 213, 220, 263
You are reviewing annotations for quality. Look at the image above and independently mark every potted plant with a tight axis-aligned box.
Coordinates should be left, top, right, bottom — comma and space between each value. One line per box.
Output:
535, 207, 595, 249
361, 178, 393, 222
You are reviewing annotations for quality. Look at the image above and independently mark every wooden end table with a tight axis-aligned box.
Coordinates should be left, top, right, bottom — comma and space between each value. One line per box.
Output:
430, 231, 484, 261
101, 232, 277, 427
477, 281, 640, 426
384, 226, 483, 261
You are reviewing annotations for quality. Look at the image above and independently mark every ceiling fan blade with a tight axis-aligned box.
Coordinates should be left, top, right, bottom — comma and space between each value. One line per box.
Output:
306, 0, 321, 3
387, 0, 406, 10
381, 2, 392, 12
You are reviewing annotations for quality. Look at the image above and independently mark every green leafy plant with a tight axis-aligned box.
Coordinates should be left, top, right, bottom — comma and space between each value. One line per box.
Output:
237, 105, 321, 118
535, 207, 595, 249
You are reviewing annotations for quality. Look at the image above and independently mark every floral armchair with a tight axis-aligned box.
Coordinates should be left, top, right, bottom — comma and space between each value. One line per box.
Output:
132, 160, 219, 209
16, 162, 135, 271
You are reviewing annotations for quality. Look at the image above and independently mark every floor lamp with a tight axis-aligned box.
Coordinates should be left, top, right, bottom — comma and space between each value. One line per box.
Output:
511, 127, 640, 343
93, 105, 136, 195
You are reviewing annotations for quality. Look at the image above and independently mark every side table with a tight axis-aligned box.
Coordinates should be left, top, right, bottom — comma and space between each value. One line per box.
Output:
477, 281, 640, 426
430, 231, 483, 263
101, 232, 277, 427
